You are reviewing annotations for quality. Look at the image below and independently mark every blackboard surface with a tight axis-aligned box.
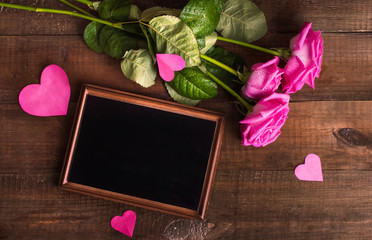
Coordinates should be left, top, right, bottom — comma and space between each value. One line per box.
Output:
67, 94, 217, 210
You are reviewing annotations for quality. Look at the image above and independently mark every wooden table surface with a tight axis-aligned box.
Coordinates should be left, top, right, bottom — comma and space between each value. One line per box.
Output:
1, 0, 371, 239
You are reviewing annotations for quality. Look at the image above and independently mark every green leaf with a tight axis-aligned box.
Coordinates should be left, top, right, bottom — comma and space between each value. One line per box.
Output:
196, 37, 206, 49
147, 16, 201, 67
99, 25, 138, 58
98, 0, 132, 21
200, 31, 217, 54
128, 4, 141, 20
180, 0, 224, 37
83, 21, 104, 53
204, 47, 245, 88
121, 49, 157, 88
216, 0, 267, 43
167, 67, 218, 100
141, 6, 182, 22
165, 83, 200, 106
121, 24, 142, 35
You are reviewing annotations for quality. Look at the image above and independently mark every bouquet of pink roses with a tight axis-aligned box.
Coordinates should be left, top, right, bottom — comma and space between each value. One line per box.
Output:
239, 22, 323, 146
0, 0, 323, 147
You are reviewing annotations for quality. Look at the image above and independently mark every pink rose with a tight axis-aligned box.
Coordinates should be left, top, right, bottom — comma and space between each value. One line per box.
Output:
282, 22, 324, 94
241, 57, 284, 100
240, 93, 290, 147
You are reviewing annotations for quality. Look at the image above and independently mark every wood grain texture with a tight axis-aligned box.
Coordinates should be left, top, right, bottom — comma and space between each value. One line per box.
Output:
0, 173, 178, 240
2, 171, 372, 239
212, 100, 372, 171
209, 170, 372, 239
0, 0, 371, 239
0, 0, 371, 35
0, 36, 170, 104
0, 0, 188, 36
1, 100, 371, 173
0, 33, 371, 103
257, 0, 372, 33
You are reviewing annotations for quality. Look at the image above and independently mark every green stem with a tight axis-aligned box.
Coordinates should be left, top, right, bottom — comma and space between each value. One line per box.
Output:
0, 2, 124, 30
217, 36, 281, 57
206, 71, 252, 112
73, 0, 93, 7
58, 0, 95, 17
200, 54, 238, 77
113, 20, 140, 27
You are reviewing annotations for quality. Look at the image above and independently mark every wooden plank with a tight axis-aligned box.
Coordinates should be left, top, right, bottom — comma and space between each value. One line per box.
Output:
219, 32, 372, 102
1, 100, 371, 174
0, 0, 188, 36
0, 1, 370, 239
0, 103, 74, 174
0, 0, 371, 35
209, 169, 372, 239
2, 171, 372, 239
0, 36, 170, 104
210, 100, 372, 171
0, 33, 371, 104
258, 0, 372, 33
0, 1, 82, 36
0, 173, 176, 240
0, 10, 86, 36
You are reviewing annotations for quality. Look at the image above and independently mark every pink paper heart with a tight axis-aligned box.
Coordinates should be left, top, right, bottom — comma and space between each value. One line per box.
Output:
156, 54, 185, 81
295, 154, 323, 181
111, 210, 136, 237
19, 64, 70, 116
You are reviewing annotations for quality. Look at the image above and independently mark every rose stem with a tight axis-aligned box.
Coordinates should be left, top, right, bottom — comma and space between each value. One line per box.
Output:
217, 36, 282, 57
200, 54, 253, 111
206, 71, 253, 112
73, 0, 93, 7
0, 2, 134, 31
200, 54, 238, 77
58, 0, 95, 17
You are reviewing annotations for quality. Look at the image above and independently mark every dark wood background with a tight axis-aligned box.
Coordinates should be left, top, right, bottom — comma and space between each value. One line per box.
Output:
1, 0, 371, 239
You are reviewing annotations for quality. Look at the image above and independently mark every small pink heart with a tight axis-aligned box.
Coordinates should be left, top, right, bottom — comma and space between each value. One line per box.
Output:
19, 64, 70, 116
156, 54, 185, 82
111, 210, 136, 237
295, 154, 323, 181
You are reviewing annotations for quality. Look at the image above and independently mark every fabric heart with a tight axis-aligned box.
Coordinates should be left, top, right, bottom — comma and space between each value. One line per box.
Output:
295, 154, 323, 181
111, 210, 136, 237
18, 64, 70, 116
156, 54, 185, 81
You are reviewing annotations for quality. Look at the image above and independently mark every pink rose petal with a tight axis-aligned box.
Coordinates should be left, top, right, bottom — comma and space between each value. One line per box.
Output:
241, 57, 284, 100
282, 22, 324, 94
240, 93, 290, 147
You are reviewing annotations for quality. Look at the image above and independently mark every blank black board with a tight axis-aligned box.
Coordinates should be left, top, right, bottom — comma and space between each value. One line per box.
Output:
64, 86, 220, 213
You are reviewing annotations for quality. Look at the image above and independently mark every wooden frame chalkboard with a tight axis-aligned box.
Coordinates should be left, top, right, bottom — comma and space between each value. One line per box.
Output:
60, 84, 224, 220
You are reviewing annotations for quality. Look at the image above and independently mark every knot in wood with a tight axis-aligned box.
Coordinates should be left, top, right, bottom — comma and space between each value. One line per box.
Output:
333, 128, 370, 147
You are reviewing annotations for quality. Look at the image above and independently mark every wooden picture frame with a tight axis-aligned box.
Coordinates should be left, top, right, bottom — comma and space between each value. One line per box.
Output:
60, 84, 224, 220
